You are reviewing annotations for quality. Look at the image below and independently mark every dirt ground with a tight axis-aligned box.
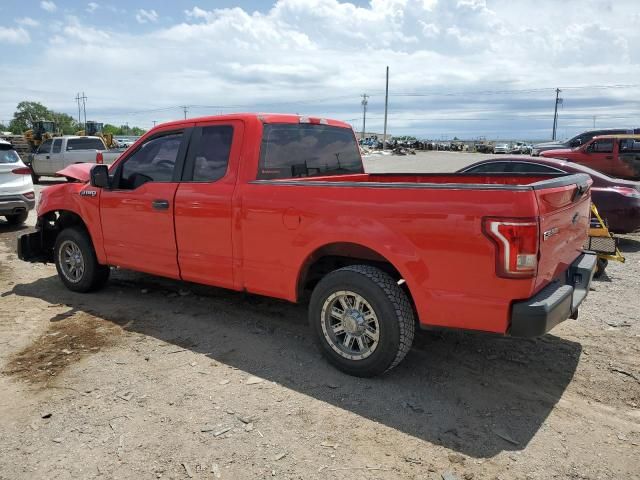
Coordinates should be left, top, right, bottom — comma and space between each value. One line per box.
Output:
1, 152, 639, 480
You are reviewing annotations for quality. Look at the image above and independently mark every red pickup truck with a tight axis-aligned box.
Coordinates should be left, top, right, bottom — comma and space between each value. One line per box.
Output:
18, 114, 596, 376
541, 134, 640, 180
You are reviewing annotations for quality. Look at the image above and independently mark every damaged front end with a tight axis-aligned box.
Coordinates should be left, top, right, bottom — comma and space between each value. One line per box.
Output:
17, 213, 61, 263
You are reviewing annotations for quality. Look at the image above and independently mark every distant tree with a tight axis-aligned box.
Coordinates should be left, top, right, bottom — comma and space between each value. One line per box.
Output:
52, 112, 79, 134
102, 124, 120, 135
0, 123, 8, 132
9, 101, 52, 133
130, 126, 145, 136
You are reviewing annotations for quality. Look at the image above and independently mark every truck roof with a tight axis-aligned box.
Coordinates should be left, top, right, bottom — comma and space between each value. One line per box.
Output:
155, 113, 352, 131
56, 135, 104, 140
592, 134, 640, 140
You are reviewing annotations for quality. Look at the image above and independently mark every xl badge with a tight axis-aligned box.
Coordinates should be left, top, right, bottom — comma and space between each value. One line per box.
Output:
80, 190, 97, 197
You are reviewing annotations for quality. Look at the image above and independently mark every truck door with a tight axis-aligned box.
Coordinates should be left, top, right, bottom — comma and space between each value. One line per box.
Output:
33, 139, 53, 175
99, 128, 191, 279
50, 138, 63, 173
173, 121, 243, 288
582, 138, 615, 175
617, 138, 640, 179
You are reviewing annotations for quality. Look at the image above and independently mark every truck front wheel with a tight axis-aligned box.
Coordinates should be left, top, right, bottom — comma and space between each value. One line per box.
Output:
309, 265, 415, 377
54, 227, 110, 292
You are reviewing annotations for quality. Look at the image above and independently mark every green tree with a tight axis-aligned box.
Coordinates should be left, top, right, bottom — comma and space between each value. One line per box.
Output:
52, 112, 79, 135
103, 123, 120, 135
0, 123, 8, 132
9, 101, 52, 133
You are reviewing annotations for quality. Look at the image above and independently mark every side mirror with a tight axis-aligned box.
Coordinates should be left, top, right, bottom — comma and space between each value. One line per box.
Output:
90, 164, 110, 189
570, 139, 581, 148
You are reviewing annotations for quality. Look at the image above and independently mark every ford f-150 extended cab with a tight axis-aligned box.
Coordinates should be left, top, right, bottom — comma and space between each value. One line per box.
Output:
18, 114, 596, 376
29, 136, 122, 183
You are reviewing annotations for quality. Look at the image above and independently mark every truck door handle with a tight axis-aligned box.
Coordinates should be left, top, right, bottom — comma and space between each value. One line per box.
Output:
46, 155, 50, 159
605, 155, 613, 159
152, 199, 170, 210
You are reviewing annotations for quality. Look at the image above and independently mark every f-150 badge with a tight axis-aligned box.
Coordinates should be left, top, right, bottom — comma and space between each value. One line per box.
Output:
543, 227, 559, 240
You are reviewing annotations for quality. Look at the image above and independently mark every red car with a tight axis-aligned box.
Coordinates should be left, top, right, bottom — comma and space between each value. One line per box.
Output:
540, 134, 640, 180
18, 114, 596, 376
459, 157, 640, 233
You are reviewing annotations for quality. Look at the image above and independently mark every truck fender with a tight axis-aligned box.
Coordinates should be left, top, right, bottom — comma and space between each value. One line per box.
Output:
37, 182, 106, 264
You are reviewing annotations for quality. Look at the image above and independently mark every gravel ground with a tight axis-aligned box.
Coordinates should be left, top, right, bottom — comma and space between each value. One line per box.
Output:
0, 151, 638, 480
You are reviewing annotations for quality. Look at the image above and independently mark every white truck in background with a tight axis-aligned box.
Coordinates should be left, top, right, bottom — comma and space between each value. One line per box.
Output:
30, 136, 123, 183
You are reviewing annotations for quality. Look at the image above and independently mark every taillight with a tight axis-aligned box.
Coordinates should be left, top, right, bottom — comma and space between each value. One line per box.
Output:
96, 152, 104, 164
483, 217, 539, 278
12, 167, 31, 175
23, 191, 35, 199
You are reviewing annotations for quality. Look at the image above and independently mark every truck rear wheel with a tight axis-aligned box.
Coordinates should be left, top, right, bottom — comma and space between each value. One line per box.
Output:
54, 227, 110, 292
309, 265, 415, 377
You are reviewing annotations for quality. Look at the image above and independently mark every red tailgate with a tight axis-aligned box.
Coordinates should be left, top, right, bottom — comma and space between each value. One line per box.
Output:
534, 176, 592, 290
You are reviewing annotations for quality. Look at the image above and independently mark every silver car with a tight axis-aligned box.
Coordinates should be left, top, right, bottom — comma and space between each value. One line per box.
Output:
0, 139, 35, 225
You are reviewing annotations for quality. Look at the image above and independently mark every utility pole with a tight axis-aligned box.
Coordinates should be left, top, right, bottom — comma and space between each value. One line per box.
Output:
75, 93, 82, 126
181, 105, 188, 120
593, 115, 596, 128
551, 88, 562, 140
152, 120, 157, 127
360, 94, 369, 141
383, 67, 389, 150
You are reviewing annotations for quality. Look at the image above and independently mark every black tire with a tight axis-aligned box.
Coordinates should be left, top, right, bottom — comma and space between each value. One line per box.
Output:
54, 227, 110, 293
309, 265, 415, 377
5, 211, 28, 225
594, 258, 608, 279
31, 170, 40, 184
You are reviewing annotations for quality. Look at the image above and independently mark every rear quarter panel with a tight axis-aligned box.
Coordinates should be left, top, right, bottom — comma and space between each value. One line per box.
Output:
237, 183, 543, 334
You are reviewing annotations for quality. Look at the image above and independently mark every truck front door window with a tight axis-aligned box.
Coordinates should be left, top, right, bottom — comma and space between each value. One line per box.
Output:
118, 133, 183, 189
37, 140, 52, 154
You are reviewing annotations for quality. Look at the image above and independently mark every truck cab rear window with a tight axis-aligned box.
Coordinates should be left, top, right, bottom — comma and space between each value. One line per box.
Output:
66, 138, 105, 151
258, 124, 363, 180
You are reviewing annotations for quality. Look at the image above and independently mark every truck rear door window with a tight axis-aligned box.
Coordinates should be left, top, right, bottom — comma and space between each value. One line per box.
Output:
258, 124, 363, 179
66, 138, 105, 151
191, 126, 233, 182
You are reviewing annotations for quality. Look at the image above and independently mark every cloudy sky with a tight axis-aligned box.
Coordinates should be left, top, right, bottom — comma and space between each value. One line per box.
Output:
1, 0, 639, 139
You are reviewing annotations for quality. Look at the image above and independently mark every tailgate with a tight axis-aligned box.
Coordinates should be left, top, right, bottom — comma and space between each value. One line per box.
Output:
534, 175, 592, 289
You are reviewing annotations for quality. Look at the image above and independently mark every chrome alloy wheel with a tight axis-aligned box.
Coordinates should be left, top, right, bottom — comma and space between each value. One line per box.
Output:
59, 240, 85, 283
321, 290, 380, 360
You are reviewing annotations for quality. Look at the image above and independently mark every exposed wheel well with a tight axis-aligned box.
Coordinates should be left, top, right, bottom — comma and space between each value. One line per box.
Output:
37, 210, 90, 262
297, 243, 417, 315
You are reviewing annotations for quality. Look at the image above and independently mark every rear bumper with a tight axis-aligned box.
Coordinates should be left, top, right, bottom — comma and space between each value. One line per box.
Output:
509, 253, 597, 337
0, 194, 35, 216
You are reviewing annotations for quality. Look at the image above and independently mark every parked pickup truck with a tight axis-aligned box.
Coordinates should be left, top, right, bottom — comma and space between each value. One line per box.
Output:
29, 136, 122, 183
541, 134, 640, 180
18, 114, 597, 377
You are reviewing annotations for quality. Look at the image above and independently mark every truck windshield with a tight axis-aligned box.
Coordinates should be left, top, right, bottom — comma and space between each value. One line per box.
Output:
258, 124, 363, 179
66, 138, 105, 151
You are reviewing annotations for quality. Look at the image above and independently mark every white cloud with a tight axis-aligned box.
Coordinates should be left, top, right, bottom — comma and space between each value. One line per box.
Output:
40, 1, 57, 12
16, 17, 40, 27
0, 27, 30, 44
1, 0, 639, 138
135, 9, 158, 24
87, 2, 99, 13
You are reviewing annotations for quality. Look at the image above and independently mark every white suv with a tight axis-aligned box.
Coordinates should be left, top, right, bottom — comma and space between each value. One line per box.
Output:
0, 139, 35, 225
